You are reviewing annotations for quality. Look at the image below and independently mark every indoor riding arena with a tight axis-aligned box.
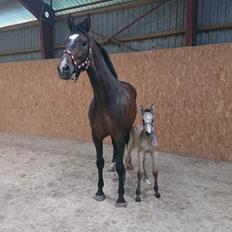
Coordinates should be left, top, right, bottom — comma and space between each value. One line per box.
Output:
0, 0, 232, 231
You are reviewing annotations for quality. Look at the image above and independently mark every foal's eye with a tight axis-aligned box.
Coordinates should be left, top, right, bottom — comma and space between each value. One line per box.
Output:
81, 41, 87, 47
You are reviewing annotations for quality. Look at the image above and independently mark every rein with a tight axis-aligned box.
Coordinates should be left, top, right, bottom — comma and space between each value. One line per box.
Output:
64, 48, 92, 80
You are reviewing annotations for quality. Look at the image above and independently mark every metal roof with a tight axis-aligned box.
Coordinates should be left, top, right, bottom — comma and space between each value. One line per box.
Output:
0, 0, 36, 28
0, 0, 135, 28
48, 0, 135, 15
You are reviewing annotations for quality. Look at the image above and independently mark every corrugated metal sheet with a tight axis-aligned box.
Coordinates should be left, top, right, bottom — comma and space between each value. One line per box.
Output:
1, 0, 232, 63
0, 52, 40, 63
0, 0, 134, 28
0, 26, 40, 52
0, 25, 40, 63
197, 0, 232, 45
0, 0, 36, 28
55, 0, 186, 54
50, 0, 135, 15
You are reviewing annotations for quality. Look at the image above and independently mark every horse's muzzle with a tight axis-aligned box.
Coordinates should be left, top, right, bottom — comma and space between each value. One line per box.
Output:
57, 66, 72, 80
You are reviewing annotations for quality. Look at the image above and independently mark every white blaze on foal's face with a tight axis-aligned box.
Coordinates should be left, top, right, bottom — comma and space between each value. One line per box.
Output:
143, 111, 154, 135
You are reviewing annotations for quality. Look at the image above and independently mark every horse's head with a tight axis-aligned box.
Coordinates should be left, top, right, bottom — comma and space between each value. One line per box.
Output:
140, 104, 155, 136
57, 14, 92, 80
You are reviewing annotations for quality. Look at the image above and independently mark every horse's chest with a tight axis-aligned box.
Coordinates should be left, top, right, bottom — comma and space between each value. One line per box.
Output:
90, 111, 115, 133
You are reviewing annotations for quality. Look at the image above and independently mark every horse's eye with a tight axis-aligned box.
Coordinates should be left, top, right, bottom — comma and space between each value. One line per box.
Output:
81, 42, 87, 47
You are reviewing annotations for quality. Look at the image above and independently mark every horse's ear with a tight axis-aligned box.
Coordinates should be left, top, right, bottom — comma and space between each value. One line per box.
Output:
140, 105, 144, 114
67, 14, 75, 32
83, 13, 91, 32
150, 104, 154, 113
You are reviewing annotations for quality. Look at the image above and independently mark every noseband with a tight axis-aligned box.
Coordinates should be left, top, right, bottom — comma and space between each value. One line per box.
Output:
64, 48, 92, 80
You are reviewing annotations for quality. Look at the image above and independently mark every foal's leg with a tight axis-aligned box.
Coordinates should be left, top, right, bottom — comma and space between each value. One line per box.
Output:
124, 136, 134, 170
93, 136, 105, 201
151, 151, 161, 198
108, 136, 116, 172
135, 151, 144, 202
114, 138, 127, 207
143, 155, 151, 185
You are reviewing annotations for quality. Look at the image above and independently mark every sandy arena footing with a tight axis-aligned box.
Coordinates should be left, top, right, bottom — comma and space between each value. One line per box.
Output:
0, 133, 231, 232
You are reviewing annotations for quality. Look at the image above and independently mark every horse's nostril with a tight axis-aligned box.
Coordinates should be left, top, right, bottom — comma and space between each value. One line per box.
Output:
63, 65, 70, 72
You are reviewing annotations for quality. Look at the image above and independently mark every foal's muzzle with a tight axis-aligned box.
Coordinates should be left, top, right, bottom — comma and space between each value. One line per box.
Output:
145, 124, 153, 136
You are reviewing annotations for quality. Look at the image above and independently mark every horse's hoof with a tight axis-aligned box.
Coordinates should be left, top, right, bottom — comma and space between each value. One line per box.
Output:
95, 194, 105, 201
135, 196, 141, 202
155, 192, 161, 198
115, 199, 127, 208
115, 200, 127, 207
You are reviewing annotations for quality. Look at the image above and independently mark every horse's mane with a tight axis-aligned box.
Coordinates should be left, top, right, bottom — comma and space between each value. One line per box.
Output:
95, 41, 118, 79
76, 22, 118, 79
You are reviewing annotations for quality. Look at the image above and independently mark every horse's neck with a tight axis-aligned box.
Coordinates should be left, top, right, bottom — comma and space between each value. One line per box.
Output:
87, 41, 119, 102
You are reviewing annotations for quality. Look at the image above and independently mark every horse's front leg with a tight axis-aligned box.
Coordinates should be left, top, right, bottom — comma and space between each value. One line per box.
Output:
114, 138, 127, 207
93, 136, 105, 201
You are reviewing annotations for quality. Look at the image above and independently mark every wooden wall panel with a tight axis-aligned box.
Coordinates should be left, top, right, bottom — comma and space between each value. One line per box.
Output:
0, 43, 231, 161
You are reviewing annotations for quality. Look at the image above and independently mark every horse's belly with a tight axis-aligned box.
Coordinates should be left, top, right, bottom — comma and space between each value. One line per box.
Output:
89, 112, 114, 137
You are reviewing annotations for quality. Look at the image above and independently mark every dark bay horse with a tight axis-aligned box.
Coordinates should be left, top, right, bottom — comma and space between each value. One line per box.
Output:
57, 14, 137, 207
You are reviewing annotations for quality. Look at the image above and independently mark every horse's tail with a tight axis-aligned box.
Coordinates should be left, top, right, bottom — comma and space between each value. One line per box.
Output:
125, 131, 130, 147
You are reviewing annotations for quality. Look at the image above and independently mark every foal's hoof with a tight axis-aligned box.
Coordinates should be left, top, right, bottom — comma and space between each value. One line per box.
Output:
126, 164, 134, 170
135, 196, 141, 202
155, 192, 161, 198
143, 177, 151, 185
108, 163, 116, 172
95, 194, 105, 201
115, 200, 127, 207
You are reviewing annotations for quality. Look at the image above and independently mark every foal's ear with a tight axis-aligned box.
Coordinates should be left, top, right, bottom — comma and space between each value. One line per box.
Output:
150, 104, 155, 113
67, 14, 75, 32
140, 105, 144, 114
83, 13, 91, 32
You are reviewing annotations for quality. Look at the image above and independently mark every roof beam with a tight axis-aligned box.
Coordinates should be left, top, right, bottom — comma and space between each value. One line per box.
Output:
17, 0, 55, 59
102, 0, 170, 44
185, 0, 198, 46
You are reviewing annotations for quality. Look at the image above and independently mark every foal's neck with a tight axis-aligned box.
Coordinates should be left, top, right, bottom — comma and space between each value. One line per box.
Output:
86, 40, 119, 102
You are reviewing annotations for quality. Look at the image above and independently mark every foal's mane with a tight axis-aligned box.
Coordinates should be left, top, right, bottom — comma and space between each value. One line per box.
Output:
76, 22, 118, 79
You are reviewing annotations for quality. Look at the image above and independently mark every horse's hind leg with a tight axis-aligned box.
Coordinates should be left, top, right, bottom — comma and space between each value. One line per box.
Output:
93, 136, 105, 201
114, 137, 127, 207
151, 151, 160, 198
135, 151, 144, 202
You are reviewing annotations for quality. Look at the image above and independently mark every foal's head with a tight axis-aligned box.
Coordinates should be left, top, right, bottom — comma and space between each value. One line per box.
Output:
57, 14, 92, 80
140, 105, 155, 136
